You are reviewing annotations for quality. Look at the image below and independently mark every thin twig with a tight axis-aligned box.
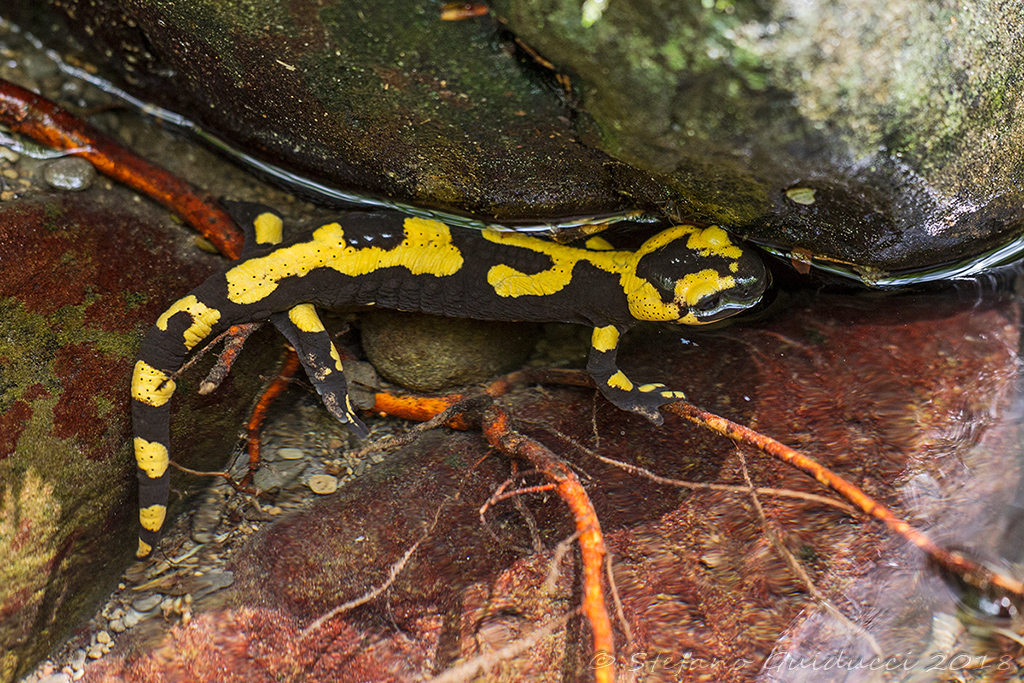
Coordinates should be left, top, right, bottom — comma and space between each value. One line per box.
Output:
168, 461, 254, 495
481, 406, 615, 683
544, 530, 582, 595
545, 424, 859, 515
737, 451, 883, 659
512, 491, 547, 554
357, 393, 486, 459
478, 474, 548, 555
424, 610, 577, 683
241, 348, 303, 486
299, 498, 449, 638
199, 322, 262, 394
666, 401, 1024, 602
605, 553, 634, 646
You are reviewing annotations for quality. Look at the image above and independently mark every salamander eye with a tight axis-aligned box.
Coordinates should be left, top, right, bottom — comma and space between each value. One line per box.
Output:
693, 293, 722, 314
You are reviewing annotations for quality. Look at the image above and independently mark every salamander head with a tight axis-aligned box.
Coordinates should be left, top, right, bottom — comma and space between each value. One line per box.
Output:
626, 225, 767, 325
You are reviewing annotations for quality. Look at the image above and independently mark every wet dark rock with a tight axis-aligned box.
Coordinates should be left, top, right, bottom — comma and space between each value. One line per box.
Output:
359, 310, 540, 392
233, 431, 536, 610
4, 0, 632, 223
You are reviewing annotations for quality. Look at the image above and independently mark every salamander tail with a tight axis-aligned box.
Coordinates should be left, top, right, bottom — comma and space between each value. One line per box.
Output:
131, 290, 226, 557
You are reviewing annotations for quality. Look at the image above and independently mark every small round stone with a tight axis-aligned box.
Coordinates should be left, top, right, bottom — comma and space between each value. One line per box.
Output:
43, 157, 96, 191
131, 594, 161, 612
69, 649, 87, 670
277, 447, 306, 460
308, 474, 339, 495
359, 311, 539, 392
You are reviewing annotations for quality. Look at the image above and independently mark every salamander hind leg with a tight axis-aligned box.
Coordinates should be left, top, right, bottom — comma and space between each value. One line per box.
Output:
271, 304, 369, 439
586, 325, 686, 425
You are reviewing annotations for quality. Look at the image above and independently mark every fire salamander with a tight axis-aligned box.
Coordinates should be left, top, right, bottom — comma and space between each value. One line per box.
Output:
131, 201, 767, 557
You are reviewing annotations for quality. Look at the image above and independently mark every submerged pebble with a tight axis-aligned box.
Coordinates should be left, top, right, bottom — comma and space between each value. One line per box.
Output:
131, 594, 161, 613
308, 474, 338, 495
43, 157, 96, 191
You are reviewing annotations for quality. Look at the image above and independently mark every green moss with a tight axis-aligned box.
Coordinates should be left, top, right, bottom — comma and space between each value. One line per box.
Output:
0, 299, 64, 410
122, 290, 149, 311
3, 393, 128, 513
0, 299, 135, 508
443, 452, 468, 470
41, 203, 65, 229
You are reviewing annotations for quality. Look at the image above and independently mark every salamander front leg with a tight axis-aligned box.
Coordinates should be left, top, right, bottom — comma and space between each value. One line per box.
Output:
586, 325, 686, 425
270, 303, 369, 439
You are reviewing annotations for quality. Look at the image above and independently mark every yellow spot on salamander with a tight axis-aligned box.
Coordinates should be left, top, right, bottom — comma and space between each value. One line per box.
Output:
676, 269, 736, 307
132, 360, 176, 408
225, 217, 464, 304
254, 211, 284, 245
156, 296, 222, 350
139, 504, 166, 532
636, 383, 684, 399
584, 236, 615, 251
622, 280, 680, 322
607, 371, 634, 392
330, 343, 345, 373
137, 539, 153, 558
678, 312, 700, 325
483, 229, 631, 298
620, 225, 702, 322
288, 303, 326, 333
591, 325, 620, 353
134, 437, 169, 479
685, 226, 743, 260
